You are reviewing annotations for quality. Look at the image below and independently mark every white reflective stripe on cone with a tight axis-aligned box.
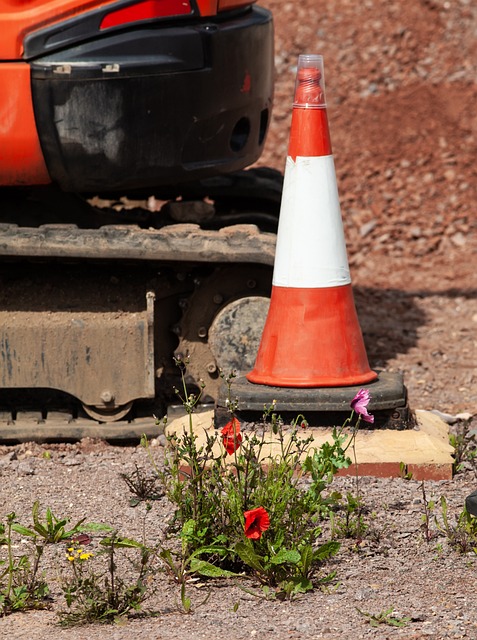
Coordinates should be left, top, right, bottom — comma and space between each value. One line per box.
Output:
272, 155, 351, 289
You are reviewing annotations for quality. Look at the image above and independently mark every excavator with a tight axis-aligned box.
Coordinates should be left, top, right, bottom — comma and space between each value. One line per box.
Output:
0, 0, 282, 437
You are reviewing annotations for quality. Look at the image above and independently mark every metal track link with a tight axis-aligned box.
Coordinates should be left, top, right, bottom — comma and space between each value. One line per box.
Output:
0, 414, 159, 442
0, 223, 276, 264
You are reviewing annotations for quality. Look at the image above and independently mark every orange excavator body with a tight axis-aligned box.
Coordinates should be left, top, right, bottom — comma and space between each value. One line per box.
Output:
0, 0, 280, 436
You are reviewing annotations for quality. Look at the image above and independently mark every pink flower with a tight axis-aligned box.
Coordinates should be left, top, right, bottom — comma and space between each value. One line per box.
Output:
350, 389, 374, 424
244, 507, 270, 540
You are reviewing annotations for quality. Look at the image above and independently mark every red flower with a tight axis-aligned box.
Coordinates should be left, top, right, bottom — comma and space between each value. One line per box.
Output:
221, 417, 242, 455
244, 507, 270, 540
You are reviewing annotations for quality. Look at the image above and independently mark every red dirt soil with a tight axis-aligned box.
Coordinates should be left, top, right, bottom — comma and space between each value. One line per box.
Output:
257, 0, 477, 416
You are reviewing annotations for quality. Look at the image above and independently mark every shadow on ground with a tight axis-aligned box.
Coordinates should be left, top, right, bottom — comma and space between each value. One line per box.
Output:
355, 286, 477, 370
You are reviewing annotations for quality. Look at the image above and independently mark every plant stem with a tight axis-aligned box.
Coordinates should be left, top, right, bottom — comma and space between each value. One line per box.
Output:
109, 538, 116, 608
29, 543, 44, 594
6, 515, 14, 600
351, 416, 362, 538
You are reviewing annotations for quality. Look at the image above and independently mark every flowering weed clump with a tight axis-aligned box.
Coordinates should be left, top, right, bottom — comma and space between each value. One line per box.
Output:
0, 512, 50, 616
60, 533, 155, 626
0, 503, 106, 617
0, 358, 385, 622
148, 359, 371, 599
4, 361, 476, 625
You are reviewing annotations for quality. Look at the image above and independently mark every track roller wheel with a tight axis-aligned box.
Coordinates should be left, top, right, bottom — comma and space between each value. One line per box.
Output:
81, 401, 133, 423
175, 265, 272, 399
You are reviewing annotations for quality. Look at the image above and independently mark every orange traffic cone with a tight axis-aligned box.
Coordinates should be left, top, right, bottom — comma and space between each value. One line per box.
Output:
247, 55, 377, 388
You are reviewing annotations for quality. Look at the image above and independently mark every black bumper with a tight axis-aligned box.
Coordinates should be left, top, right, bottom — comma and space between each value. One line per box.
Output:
30, 6, 274, 193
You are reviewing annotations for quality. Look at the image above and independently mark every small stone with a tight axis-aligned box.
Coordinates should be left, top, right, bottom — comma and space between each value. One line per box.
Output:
63, 456, 83, 466
354, 587, 376, 601
0, 451, 17, 464
17, 460, 35, 476
359, 220, 377, 237
455, 412, 473, 421
430, 409, 459, 424
465, 490, 477, 516
151, 434, 168, 447
450, 231, 466, 247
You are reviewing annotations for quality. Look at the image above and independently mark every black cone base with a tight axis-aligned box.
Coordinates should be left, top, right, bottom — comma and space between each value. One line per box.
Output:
216, 371, 413, 431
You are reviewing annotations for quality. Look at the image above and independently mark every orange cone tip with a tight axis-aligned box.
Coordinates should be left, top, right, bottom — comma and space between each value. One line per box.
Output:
247, 54, 377, 388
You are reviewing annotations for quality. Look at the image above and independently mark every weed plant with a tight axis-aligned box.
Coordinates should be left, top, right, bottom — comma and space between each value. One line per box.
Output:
420, 482, 437, 544
330, 492, 369, 541
147, 358, 372, 599
0, 502, 105, 617
420, 483, 477, 554
59, 533, 155, 626
1, 359, 417, 620
357, 605, 411, 628
449, 418, 477, 475
0, 512, 50, 615
436, 496, 477, 553
120, 463, 164, 507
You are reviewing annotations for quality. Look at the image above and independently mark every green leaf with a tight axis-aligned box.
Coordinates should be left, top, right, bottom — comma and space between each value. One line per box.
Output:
282, 576, 313, 595
189, 545, 229, 559
299, 545, 313, 575
100, 537, 144, 549
79, 522, 113, 532
313, 540, 340, 562
235, 541, 265, 574
159, 548, 175, 567
260, 585, 273, 599
269, 548, 301, 565
180, 583, 191, 613
181, 519, 196, 542
189, 558, 238, 578
46, 507, 54, 530
30, 501, 48, 538
11, 524, 37, 537
140, 434, 149, 448
294, 577, 313, 593
32, 500, 40, 525
317, 570, 337, 585
65, 517, 86, 534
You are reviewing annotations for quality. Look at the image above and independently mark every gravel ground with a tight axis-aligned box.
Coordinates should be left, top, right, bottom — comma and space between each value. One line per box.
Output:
0, 440, 476, 639
257, 0, 477, 417
1, 0, 476, 637
260, 0, 476, 286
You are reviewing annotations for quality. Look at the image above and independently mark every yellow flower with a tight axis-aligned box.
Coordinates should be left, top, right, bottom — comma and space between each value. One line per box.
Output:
65, 540, 93, 563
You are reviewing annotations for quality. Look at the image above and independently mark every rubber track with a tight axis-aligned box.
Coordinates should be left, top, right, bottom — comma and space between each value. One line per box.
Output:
0, 414, 160, 442
0, 223, 276, 264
